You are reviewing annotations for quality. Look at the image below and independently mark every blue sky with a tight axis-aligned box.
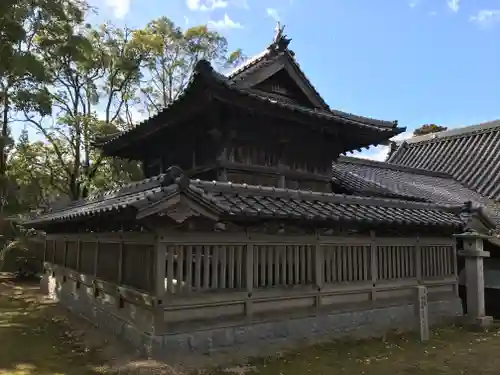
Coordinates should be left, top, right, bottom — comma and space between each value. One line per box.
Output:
86, 0, 500, 159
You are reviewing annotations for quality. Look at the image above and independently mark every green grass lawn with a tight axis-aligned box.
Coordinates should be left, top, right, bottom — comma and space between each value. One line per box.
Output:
2, 275, 500, 375
209, 325, 500, 375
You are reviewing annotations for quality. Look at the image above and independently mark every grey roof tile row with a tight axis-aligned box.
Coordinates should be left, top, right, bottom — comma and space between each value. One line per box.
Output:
387, 121, 500, 201
334, 156, 500, 225
23, 170, 465, 229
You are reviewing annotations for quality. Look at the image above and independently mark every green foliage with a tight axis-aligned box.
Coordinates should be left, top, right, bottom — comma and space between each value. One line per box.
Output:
413, 124, 448, 137
133, 17, 245, 113
0, 5, 243, 215
0, 2, 245, 267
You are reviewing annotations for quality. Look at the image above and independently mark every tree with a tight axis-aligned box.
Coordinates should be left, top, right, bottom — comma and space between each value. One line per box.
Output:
0, 0, 88, 211
6, 130, 56, 212
23, 22, 144, 200
133, 17, 245, 115
413, 124, 447, 137
5, 10, 245, 205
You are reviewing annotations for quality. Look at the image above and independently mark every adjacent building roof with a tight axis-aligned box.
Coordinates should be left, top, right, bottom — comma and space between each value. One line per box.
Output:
23, 167, 466, 231
333, 156, 500, 227
387, 120, 500, 201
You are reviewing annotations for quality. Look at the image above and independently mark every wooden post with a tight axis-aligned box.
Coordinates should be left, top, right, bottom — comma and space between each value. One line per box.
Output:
92, 239, 100, 298
43, 238, 47, 264
414, 286, 429, 342
415, 236, 422, 282
278, 175, 286, 189
75, 240, 81, 272
93, 239, 100, 277
370, 230, 377, 300
117, 237, 123, 284
153, 236, 167, 334
245, 236, 254, 319
452, 241, 459, 296
314, 231, 323, 307
52, 240, 56, 263
63, 238, 68, 268
155, 238, 167, 301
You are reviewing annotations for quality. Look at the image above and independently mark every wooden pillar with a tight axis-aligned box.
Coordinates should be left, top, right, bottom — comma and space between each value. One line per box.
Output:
245, 231, 254, 319
52, 239, 56, 263
314, 231, 323, 307
75, 239, 81, 272
278, 175, 286, 189
415, 236, 422, 282
93, 239, 99, 277
452, 240, 459, 296
153, 236, 167, 334
370, 230, 377, 300
63, 238, 68, 268
92, 238, 100, 298
117, 237, 123, 284
218, 168, 228, 182
43, 237, 47, 264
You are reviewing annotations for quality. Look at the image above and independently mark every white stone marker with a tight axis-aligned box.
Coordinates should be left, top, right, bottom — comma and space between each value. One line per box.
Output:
414, 285, 429, 342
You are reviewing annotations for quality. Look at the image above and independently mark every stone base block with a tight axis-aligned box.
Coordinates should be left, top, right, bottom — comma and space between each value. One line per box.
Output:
462, 315, 493, 330
44, 272, 464, 362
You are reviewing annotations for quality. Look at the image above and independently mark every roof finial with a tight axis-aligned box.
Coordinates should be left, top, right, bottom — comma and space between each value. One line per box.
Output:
274, 21, 284, 43
270, 21, 291, 51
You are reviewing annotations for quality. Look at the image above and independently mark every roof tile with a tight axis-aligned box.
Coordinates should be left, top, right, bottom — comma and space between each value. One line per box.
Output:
22, 173, 464, 229
387, 121, 500, 201
334, 156, 500, 225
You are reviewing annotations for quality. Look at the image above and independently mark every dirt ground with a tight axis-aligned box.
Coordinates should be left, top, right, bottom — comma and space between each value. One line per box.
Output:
3, 275, 500, 375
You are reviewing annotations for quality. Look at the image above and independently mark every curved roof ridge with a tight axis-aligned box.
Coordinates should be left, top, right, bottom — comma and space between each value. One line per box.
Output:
330, 110, 398, 128
407, 120, 500, 144
337, 156, 452, 178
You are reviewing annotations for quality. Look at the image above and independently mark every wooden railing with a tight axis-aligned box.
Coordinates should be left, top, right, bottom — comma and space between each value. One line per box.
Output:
158, 236, 457, 296
42, 233, 156, 293
41, 233, 457, 323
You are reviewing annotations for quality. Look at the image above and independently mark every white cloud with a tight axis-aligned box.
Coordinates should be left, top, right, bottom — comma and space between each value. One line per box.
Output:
470, 10, 500, 28
187, 0, 228, 12
429, 11, 437, 16
354, 131, 412, 161
266, 8, 280, 21
208, 13, 243, 29
184, 16, 189, 25
409, 1, 419, 9
447, 0, 460, 13
104, 0, 131, 18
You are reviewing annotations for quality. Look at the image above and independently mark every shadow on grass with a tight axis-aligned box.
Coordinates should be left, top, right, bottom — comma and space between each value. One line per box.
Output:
0, 277, 105, 375
207, 325, 500, 375
4, 275, 500, 375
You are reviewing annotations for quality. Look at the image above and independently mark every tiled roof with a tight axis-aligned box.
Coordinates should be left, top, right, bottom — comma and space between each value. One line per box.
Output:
226, 42, 330, 109
23, 167, 465, 230
334, 156, 500, 225
96, 60, 403, 151
387, 120, 500, 201
226, 45, 398, 129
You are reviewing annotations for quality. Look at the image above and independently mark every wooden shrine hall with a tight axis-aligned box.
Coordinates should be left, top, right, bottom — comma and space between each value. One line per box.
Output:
22, 25, 495, 359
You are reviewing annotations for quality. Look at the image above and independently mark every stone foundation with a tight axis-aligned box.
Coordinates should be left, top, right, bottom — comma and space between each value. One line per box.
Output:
45, 274, 463, 361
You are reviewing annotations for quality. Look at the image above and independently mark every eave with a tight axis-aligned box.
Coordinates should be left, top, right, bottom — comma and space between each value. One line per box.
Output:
22, 166, 466, 232
96, 60, 405, 157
